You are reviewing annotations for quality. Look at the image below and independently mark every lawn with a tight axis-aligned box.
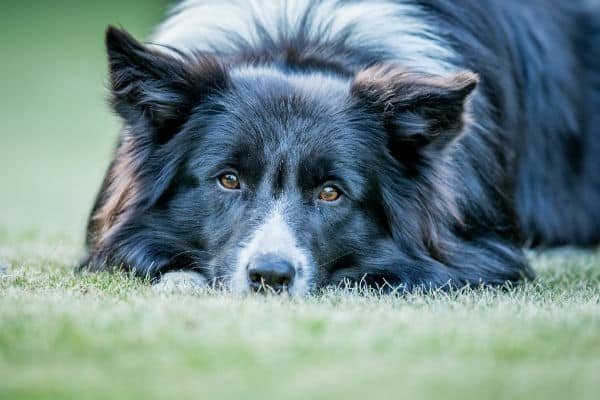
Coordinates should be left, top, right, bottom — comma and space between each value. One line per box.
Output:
1, 2, 600, 400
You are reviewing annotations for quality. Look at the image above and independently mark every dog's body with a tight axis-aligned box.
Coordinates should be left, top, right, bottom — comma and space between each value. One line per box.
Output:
82, 0, 600, 295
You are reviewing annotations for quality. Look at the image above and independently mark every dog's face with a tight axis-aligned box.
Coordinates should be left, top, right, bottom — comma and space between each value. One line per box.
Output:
93, 28, 477, 295
170, 68, 392, 295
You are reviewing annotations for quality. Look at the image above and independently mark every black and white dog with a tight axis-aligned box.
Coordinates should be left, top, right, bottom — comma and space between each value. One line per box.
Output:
82, 0, 600, 295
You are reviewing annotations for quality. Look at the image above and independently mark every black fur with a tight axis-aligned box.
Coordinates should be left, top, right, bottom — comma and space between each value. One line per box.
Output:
81, 0, 600, 293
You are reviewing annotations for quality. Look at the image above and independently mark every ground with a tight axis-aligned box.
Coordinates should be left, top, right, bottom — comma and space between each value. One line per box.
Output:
1, 2, 599, 399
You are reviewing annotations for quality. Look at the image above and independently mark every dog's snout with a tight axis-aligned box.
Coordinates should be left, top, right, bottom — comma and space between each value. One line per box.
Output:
247, 254, 295, 293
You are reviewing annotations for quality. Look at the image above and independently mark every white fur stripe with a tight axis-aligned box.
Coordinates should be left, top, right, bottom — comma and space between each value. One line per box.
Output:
152, 0, 458, 74
232, 201, 312, 295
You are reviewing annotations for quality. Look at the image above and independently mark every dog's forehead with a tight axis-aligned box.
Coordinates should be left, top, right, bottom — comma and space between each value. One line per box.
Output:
189, 66, 372, 196
230, 65, 351, 101
203, 67, 356, 152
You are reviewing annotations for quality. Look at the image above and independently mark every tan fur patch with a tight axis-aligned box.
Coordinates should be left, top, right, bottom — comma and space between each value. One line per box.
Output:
88, 131, 142, 251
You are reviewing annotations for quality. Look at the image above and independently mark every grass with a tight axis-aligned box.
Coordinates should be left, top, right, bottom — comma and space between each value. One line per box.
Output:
1, 245, 600, 400
1, 2, 600, 399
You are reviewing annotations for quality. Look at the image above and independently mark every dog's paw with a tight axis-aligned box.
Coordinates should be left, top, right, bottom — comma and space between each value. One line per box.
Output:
152, 271, 207, 294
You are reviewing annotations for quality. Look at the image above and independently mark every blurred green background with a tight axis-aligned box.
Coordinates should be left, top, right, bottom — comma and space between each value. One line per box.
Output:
0, 1, 168, 245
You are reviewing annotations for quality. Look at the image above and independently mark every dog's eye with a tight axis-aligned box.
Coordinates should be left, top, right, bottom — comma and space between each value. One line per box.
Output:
318, 186, 342, 202
218, 173, 240, 190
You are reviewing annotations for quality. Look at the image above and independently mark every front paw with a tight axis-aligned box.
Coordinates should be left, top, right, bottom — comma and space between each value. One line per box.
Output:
152, 271, 207, 294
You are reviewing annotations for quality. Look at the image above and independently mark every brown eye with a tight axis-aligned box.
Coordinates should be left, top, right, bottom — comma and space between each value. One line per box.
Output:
218, 173, 240, 190
319, 186, 341, 202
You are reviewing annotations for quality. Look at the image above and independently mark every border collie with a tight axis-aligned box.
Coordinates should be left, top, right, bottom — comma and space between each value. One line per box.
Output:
81, 0, 600, 295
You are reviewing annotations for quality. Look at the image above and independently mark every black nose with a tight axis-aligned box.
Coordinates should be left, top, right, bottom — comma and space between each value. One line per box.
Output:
247, 255, 295, 293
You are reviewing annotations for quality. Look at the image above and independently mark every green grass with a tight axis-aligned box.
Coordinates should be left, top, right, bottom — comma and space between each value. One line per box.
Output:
1, 2, 600, 399
1, 246, 600, 400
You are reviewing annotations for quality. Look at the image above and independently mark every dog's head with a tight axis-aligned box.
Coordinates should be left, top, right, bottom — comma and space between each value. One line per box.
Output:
86, 27, 478, 295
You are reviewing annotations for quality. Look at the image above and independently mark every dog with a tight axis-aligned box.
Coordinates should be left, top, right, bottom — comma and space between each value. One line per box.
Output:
81, 0, 600, 295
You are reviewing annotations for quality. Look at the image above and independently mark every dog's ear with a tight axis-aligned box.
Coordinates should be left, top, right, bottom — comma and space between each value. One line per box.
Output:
105, 26, 229, 144
351, 65, 478, 162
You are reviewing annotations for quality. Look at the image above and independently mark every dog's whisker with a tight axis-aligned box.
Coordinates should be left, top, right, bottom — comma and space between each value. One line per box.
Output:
318, 252, 354, 269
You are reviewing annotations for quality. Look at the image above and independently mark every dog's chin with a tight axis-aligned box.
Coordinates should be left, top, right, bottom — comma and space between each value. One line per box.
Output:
152, 270, 314, 297
227, 274, 313, 297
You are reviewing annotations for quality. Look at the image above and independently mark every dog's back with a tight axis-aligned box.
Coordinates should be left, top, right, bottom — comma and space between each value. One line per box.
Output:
509, 1, 600, 246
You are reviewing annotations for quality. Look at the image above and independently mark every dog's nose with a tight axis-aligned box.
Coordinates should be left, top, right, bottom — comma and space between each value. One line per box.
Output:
247, 255, 295, 293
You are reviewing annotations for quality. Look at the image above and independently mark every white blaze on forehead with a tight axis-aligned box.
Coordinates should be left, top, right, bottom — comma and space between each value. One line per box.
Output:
232, 202, 312, 295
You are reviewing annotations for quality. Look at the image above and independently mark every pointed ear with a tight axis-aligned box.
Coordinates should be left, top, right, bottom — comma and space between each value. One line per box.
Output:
351, 65, 478, 160
105, 26, 229, 144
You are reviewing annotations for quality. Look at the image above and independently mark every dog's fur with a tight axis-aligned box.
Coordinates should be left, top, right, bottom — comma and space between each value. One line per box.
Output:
81, 0, 600, 295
